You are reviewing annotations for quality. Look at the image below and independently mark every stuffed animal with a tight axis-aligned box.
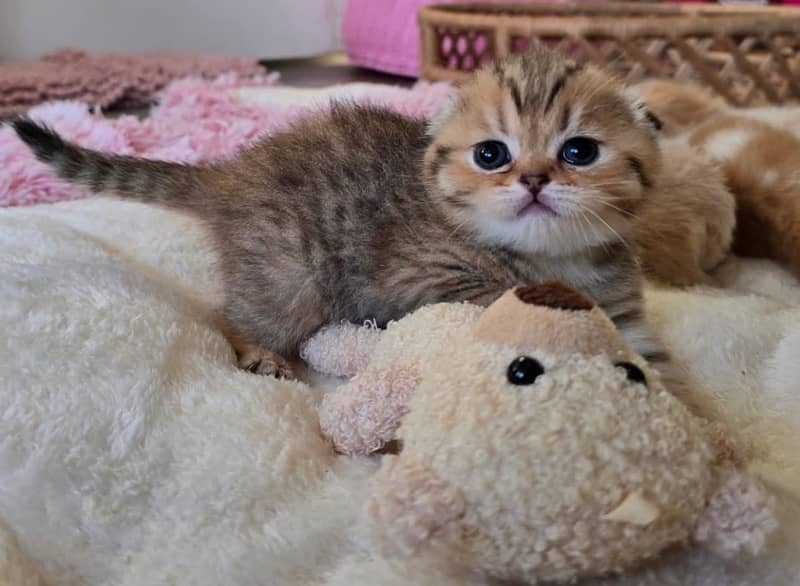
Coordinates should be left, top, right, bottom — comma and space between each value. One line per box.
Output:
302, 282, 777, 584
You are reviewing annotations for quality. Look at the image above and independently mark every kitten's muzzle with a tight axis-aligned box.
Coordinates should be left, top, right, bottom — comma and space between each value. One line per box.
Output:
520, 173, 550, 195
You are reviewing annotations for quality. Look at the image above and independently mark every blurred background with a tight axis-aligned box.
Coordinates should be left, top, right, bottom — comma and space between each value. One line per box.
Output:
0, 0, 347, 61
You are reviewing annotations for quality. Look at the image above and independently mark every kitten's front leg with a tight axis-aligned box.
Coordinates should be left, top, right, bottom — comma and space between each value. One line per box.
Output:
234, 341, 295, 379
217, 319, 295, 379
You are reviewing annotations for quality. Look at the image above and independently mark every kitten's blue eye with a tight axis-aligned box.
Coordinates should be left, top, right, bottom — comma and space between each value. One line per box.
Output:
474, 140, 511, 171
560, 137, 599, 166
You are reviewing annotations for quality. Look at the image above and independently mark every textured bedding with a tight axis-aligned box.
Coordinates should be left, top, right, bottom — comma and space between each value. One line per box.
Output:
1, 85, 800, 585
2, 198, 800, 586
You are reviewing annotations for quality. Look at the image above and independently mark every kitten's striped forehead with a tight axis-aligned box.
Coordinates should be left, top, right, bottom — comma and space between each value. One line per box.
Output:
493, 52, 583, 117
493, 53, 637, 132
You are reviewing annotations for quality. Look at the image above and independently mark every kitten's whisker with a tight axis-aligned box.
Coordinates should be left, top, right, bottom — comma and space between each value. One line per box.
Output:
580, 211, 612, 254
595, 199, 639, 219
574, 210, 592, 251
583, 207, 633, 253
580, 181, 633, 190
446, 215, 473, 240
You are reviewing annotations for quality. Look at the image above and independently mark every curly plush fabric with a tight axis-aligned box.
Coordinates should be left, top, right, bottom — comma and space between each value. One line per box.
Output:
1, 196, 800, 586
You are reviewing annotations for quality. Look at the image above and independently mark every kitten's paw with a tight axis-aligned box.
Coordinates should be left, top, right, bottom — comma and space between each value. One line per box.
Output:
237, 346, 295, 379
701, 230, 732, 273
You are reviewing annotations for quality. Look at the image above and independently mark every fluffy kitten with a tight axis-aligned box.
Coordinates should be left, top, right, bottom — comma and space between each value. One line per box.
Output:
636, 79, 800, 280
13, 46, 670, 379
690, 115, 800, 278
633, 137, 735, 287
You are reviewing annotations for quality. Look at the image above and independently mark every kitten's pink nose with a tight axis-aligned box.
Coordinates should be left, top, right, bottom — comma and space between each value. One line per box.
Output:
520, 174, 550, 194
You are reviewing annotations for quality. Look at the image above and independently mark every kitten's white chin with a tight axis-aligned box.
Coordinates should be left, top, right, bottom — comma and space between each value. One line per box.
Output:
472, 213, 625, 257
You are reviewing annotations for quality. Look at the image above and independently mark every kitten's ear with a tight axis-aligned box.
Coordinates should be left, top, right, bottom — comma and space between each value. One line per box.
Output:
624, 87, 661, 132
427, 94, 459, 136
645, 110, 663, 131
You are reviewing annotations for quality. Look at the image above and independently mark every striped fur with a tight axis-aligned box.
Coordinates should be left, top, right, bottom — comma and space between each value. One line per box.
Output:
12, 119, 210, 213
12, 46, 672, 379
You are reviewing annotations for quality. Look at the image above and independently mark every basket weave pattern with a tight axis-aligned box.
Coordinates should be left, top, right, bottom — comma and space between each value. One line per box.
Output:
419, 2, 800, 106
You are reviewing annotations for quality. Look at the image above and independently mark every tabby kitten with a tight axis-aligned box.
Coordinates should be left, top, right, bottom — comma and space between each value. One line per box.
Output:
13, 46, 669, 379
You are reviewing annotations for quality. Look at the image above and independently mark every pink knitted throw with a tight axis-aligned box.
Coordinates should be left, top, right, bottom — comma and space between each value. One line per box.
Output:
0, 49, 266, 117
0, 75, 454, 207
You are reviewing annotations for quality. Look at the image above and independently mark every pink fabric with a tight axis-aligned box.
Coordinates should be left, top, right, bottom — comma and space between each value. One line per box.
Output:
342, 0, 574, 78
0, 49, 266, 117
318, 366, 420, 456
0, 75, 454, 207
300, 322, 382, 377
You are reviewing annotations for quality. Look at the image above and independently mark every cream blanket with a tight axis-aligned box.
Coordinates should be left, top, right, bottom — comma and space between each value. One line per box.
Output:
1, 195, 799, 586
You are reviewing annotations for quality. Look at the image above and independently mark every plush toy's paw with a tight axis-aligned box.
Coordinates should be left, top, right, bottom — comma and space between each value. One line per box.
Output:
301, 322, 382, 377
236, 345, 295, 379
693, 467, 777, 557
319, 366, 420, 455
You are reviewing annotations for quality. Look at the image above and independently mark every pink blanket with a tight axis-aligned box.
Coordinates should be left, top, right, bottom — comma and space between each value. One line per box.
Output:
0, 49, 266, 117
0, 76, 453, 207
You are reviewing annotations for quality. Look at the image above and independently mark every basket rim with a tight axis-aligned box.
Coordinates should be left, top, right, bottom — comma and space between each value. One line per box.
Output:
417, 2, 800, 107
420, 2, 800, 19
418, 2, 800, 37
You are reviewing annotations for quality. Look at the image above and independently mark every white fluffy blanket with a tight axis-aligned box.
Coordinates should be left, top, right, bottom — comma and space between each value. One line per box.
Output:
1, 196, 800, 586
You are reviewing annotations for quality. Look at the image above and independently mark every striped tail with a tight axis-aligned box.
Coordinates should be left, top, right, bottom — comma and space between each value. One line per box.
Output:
12, 118, 212, 214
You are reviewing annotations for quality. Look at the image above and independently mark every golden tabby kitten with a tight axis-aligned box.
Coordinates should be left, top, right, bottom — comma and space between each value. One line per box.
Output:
637, 79, 800, 280
634, 137, 735, 287
691, 115, 800, 279
13, 46, 672, 380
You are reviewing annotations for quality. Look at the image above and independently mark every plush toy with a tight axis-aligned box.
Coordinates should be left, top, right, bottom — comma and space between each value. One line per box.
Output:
301, 282, 777, 585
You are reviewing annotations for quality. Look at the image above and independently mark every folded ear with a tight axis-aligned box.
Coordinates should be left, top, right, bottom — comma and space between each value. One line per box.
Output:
367, 457, 465, 559
301, 322, 383, 377
693, 467, 777, 557
319, 366, 420, 455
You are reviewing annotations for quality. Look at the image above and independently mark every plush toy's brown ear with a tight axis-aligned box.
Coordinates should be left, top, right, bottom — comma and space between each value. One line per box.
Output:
693, 468, 777, 557
514, 280, 595, 311
367, 457, 465, 559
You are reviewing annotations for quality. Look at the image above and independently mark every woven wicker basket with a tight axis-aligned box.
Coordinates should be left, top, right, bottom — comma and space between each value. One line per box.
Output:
418, 2, 800, 106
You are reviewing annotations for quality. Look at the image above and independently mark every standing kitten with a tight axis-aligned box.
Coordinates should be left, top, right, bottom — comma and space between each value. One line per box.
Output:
12, 47, 670, 379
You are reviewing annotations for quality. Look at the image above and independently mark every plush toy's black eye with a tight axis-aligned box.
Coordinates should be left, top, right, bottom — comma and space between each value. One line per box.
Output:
616, 362, 647, 386
560, 137, 599, 166
474, 140, 511, 171
507, 356, 544, 386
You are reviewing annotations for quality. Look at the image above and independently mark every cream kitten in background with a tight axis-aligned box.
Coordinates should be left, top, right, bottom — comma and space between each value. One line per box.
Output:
637, 79, 800, 281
